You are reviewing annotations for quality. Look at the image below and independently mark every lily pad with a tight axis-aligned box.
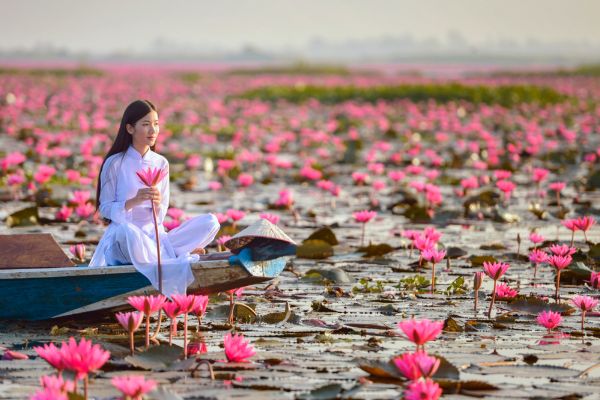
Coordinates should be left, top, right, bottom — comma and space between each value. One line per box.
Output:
260, 302, 291, 324
357, 243, 395, 257
125, 344, 183, 370
303, 268, 352, 284
445, 247, 468, 259
305, 226, 339, 245
6, 206, 39, 227
469, 255, 498, 267
297, 240, 334, 259
502, 297, 575, 315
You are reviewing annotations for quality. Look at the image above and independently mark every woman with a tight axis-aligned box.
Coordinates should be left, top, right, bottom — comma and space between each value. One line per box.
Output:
89, 100, 220, 296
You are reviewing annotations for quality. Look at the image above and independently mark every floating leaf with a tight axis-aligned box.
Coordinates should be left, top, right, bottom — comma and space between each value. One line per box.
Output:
233, 302, 257, 323
437, 379, 498, 393
297, 240, 334, 259
445, 247, 468, 259
561, 262, 593, 285
303, 268, 352, 284
355, 358, 403, 380
444, 277, 467, 295
297, 383, 343, 400
479, 243, 506, 250
502, 297, 575, 315
125, 344, 183, 370
305, 226, 338, 245
404, 205, 432, 223
357, 243, 395, 257
261, 302, 291, 324
433, 355, 460, 380
311, 300, 340, 313
469, 255, 498, 267
443, 317, 464, 332
6, 206, 39, 227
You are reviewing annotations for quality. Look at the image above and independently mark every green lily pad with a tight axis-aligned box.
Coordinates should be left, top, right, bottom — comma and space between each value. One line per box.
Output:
303, 268, 352, 284
305, 226, 338, 245
501, 297, 575, 315
469, 255, 498, 267
297, 239, 334, 259
357, 243, 395, 257
6, 206, 39, 227
124, 344, 183, 370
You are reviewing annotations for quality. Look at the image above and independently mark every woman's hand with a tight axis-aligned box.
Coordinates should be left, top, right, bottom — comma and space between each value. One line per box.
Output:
125, 187, 161, 209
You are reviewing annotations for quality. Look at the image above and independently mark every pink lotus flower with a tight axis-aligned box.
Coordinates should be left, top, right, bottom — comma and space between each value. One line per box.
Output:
162, 301, 181, 345
483, 261, 510, 317
75, 203, 95, 219
532, 168, 549, 183
2, 349, 28, 360
214, 212, 229, 224
166, 208, 185, 220
31, 387, 68, 400
259, 213, 280, 225
136, 167, 168, 187
172, 294, 206, 359
115, 311, 143, 355
224, 332, 256, 362
351, 171, 368, 185
275, 188, 294, 208
571, 295, 599, 332
422, 248, 446, 293
111, 375, 157, 400
33, 165, 56, 185
562, 219, 579, 246
495, 283, 518, 300
226, 209, 246, 222
529, 249, 548, 279
69, 244, 86, 263
192, 295, 209, 318
483, 261, 509, 280
589, 271, 600, 289
404, 378, 442, 400
537, 310, 562, 332
396, 319, 443, 350
549, 181, 566, 192
39, 374, 75, 393
496, 180, 516, 201
34, 343, 66, 371
575, 216, 595, 242
55, 205, 73, 222
237, 173, 254, 187
353, 210, 377, 246
208, 181, 223, 191
548, 255, 572, 303
549, 244, 577, 257
393, 351, 440, 380
70, 190, 91, 206
128, 295, 167, 349
58, 337, 110, 398
529, 232, 544, 246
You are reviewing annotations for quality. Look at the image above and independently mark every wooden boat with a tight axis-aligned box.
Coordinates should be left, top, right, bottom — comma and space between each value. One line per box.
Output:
0, 220, 296, 321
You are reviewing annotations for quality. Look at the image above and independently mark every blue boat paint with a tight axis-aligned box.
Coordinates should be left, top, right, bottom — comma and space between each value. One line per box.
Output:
0, 270, 151, 320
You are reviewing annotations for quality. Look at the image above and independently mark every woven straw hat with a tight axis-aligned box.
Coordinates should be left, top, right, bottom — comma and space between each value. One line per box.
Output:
224, 219, 295, 252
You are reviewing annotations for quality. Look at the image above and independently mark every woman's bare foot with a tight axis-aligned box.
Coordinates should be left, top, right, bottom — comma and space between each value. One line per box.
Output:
191, 248, 206, 255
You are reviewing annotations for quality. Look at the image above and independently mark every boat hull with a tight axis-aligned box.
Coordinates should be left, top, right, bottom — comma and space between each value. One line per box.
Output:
0, 257, 284, 320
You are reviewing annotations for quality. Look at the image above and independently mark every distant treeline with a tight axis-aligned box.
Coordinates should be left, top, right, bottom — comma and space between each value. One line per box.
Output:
0, 65, 104, 77
235, 83, 568, 107
489, 64, 600, 78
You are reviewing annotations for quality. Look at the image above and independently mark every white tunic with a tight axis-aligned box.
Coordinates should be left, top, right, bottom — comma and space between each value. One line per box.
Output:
89, 145, 220, 296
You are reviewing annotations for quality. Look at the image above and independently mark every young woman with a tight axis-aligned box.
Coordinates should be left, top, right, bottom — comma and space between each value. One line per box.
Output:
89, 100, 220, 296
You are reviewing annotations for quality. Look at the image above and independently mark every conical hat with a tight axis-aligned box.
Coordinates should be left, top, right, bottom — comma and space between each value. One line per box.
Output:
224, 219, 296, 252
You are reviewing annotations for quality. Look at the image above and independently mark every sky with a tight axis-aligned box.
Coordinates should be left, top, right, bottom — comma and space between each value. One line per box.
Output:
1, 0, 599, 54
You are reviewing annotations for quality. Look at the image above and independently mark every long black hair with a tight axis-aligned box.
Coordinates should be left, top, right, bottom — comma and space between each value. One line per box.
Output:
95, 99, 157, 211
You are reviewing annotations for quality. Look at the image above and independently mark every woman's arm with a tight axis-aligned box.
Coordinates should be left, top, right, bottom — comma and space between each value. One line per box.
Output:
98, 156, 132, 224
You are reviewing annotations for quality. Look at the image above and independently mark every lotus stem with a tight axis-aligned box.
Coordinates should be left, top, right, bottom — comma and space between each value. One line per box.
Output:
151, 202, 163, 293
555, 270, 561, 303
360, 223, 365, 247
474, 289, 479, 314
183, 313, 188, 359
488, 279, 497, 318
430, 262, 436, 294
83, 376, 88, 400
129, 330, 134, 356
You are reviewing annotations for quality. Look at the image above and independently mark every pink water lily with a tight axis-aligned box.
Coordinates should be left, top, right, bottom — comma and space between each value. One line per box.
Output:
393, 351, 440, 380
529, 249, 548, 279
128, 295, 167, 349
353, 210, 377, 246
396, 319, 443, 350
111, 375, 157, 400
548, 255, 572, 303
575, 216, 595, 242
422, 248, 446, 293
172, 294, 205, 359
69, 244, 86, 263
115, 311, 143, 355
57, 337, 110, 399
224, 332, 256, 362
537, 310, 562, 332
483, 261, 510, 317
404, 378, 442, 400
571, 295, 598, 333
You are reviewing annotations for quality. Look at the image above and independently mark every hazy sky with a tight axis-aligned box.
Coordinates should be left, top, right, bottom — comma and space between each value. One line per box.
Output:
1, 0, 599, 53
